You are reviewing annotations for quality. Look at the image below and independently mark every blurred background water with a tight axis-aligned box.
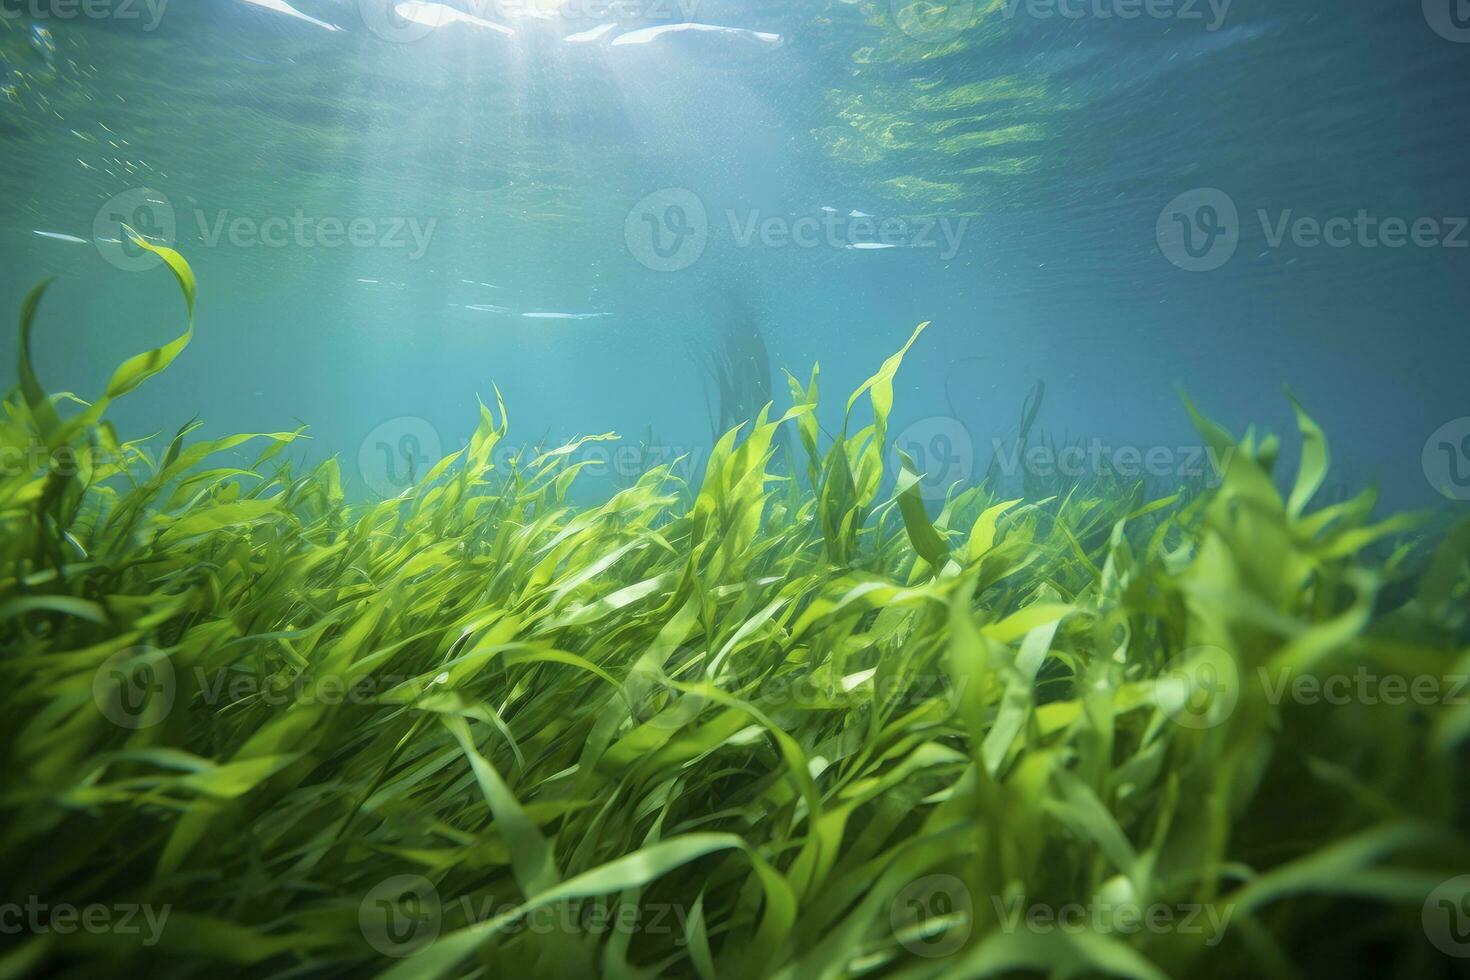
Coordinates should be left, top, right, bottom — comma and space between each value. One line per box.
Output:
2, 1, 1467, 508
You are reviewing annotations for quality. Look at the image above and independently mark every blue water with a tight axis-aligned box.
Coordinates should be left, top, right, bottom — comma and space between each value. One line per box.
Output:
3, 2, 1468, 508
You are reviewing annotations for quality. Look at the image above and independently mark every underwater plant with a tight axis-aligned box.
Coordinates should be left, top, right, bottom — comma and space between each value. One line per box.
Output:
695, 282, 776, 443
1, 245, 1467, 979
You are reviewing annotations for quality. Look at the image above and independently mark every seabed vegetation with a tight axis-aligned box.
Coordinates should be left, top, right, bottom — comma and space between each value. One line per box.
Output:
2, 241, 1467, 979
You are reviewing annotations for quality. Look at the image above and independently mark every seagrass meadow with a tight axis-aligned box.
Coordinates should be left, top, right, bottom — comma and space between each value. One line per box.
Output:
2, 243, 1468, 980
